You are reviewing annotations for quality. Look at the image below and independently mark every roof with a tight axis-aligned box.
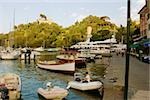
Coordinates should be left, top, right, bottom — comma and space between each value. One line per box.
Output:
138, 5, 147, 14
130, 38, 150, 48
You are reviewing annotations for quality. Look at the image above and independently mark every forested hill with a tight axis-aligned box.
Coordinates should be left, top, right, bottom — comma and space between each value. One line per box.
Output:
0, 15, 117, 48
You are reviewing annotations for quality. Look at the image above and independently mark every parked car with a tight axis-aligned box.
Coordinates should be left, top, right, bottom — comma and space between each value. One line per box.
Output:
142, 56, 150, 64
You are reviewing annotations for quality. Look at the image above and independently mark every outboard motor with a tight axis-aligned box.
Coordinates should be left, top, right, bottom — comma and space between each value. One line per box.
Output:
0, 86, 9, 100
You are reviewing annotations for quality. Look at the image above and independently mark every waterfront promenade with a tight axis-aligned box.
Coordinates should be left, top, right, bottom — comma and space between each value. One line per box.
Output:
103, 54, 149, 100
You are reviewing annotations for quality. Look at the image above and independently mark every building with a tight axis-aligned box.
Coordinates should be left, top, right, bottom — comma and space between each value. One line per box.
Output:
138, 0, 150, 38
37, 14, 52, 25
130, 0, 150, 57
147, 0, 150, 38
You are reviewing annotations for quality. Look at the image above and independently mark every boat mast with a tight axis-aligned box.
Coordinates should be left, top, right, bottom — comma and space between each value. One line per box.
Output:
12, 8, 15, 48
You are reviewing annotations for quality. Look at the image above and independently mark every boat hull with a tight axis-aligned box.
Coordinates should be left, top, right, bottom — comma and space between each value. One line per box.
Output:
68, 81, 103, 91
0, 73, 21, 99
1, 53, 19, 60
37, 62, 75, 72
37, 87, 68, 100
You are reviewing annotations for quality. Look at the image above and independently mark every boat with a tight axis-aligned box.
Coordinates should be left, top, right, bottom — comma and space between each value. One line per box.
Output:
70, 26, 126, 55
0, 9, 21, 60
37, 82, 68, 100
67, 81, 103, 91
0, 73, 21, 100
56, 54, 86, 66
37, 60, 75, 72
67, 73, 103, 91
1, 47, 20, 60
56, 50, 86, 66
46, 48, 61, 52
77, 50, 96, 59
34, 47, 45, 52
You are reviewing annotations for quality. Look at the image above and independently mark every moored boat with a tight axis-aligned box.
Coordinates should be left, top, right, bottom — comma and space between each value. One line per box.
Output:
37, 82, 68, 100
67, 73, 103, 92
37, 60, 75, 72
46, 48, 61, 52
34, 47, 45, 52
67, 81, 103, 91
0, 73, 21, 100
1, 48, 20, 60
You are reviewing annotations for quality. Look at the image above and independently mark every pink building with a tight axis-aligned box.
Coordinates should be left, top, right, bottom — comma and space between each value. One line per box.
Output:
138, 0, 150, 38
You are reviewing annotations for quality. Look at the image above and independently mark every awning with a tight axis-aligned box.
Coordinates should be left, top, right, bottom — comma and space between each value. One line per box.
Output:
130, 38, 150, 48
130, 43, 140, 48
143, 42, 150, 47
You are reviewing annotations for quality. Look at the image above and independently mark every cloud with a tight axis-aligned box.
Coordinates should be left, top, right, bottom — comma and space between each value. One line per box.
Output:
131, 0, 145, 20
118, 0, 145, 26
136, 0, 145, 6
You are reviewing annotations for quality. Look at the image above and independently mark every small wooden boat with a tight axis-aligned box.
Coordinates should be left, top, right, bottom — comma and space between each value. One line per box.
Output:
37, 82, 68, 100
37, 60, 75, 72
0, 73, 21, 100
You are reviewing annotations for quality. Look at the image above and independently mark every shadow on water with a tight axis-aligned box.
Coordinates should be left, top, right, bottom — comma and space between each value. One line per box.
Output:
69, 89, 101, 100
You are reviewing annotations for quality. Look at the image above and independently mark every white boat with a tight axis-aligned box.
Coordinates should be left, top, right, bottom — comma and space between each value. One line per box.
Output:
70, 26, 126, 54
37, 82, 68, 100
46, 48, 61, 52
0, 73, 21, 100
37, 60, 75, 72
90, 48, 111, 55
67, 81, 103, 91
1, 47, 20, 60
67, 73, 103, 91
77, 50, 96, 59
34, 47, 45, 52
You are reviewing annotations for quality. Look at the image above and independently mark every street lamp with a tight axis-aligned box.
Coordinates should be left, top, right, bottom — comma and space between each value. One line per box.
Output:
124, 0, 131, 100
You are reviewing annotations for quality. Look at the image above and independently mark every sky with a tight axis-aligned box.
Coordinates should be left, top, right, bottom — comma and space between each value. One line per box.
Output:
0, 0, 145, 33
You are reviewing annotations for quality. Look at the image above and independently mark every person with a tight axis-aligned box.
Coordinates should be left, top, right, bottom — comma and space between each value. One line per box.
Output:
46, 82, 52, 91
84, 72, 91, 83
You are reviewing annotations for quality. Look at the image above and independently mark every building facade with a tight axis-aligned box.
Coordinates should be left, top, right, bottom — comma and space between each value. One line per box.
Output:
147, 0, 150, 38
138, 0, 150, 38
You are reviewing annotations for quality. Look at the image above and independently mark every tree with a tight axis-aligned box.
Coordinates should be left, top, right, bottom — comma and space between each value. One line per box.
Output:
0, 15, 118, 48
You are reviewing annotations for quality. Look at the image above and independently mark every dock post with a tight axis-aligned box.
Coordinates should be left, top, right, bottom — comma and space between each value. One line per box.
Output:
34, 54, 36, 63
24, 53, 27, 64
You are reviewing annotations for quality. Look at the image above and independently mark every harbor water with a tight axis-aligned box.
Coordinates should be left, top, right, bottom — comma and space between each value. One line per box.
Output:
0, 53, 103, 100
